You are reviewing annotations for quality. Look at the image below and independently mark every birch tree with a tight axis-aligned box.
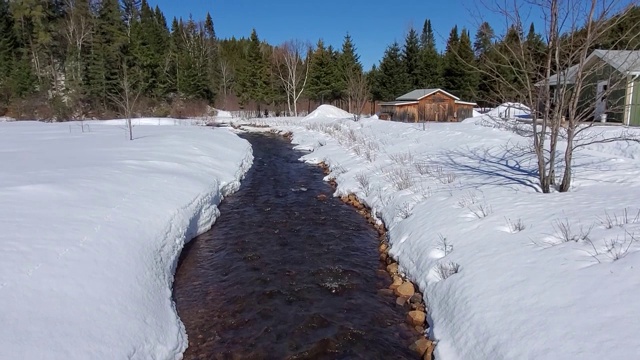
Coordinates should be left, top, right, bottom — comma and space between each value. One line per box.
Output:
273, 39, 310, 116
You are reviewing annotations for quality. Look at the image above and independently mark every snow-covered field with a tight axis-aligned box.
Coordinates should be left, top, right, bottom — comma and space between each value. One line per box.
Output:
0, 121, 252, 359
242, 106, 640, 359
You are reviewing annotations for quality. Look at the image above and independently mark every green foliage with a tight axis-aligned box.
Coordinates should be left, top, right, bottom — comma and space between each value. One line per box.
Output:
307, 39, 337, 103
403, 28, 421, 90
418, 19, 441, 88
235, 29, 271, 107
375, 42, 409, 100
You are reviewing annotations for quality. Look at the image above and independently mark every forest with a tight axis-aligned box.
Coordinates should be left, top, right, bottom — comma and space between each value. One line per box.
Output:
0, 0, 639, 120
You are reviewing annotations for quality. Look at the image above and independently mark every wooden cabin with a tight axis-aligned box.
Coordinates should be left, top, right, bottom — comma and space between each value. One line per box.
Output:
379, 89, 476, 122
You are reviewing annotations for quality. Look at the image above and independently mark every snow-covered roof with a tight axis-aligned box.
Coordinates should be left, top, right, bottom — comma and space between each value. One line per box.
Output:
379, 100, 419, 106
396, 88, 460, 101
542, 49, 640, 86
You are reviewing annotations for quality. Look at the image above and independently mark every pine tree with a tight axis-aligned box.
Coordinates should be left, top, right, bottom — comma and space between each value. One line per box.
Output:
336, 33, 362, 101
474, 22, 496, 106
457, 28, 478, 100
442, 26, 461, 94
525, 23, 546, 80
402, 28, 421, 90
473, 22, 494, 58
306, 39, 335, 103
86, 0, 127, 110
418, 19, 441, 88
0, 0, 18, 102
236, 29, 270, 110
376, 42, 409, 100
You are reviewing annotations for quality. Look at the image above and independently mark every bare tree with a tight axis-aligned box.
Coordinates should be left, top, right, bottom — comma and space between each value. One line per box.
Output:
346, 70, 370, 121
110, 61, 142, 141
219, 58, 234, 109
273, 40, 311, 116
477, 0, 640, 193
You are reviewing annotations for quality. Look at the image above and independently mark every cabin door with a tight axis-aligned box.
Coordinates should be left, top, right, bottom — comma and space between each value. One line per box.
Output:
595, 80, 608, 120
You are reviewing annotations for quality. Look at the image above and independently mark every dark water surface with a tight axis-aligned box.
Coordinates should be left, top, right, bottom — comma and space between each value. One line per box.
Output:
173, 133, 417, 359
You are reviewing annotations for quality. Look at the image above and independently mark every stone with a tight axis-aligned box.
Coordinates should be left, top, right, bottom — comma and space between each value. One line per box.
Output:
407, 310, 426, 327
379, 243, 388, 253
316, 194, 328, 201
395, 296, 408, 306
413, 338, 433, 357
386, 263, 398, 274
377, 288, 395, 297
379, 253, 388, 262
395, 281, 415, 298
389, 276, 403, 290
414, 325, 425, 334
410, 293, 423, 305
423, 341, 435, 360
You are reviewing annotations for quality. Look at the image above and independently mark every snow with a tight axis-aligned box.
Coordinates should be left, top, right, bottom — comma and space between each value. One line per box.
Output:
246, 105, 640, 359
0, 121, 252, 359
87, 117, 210, 126
484, 102, 531, 119
215, 109, 233, 118
304, 104, 353, 120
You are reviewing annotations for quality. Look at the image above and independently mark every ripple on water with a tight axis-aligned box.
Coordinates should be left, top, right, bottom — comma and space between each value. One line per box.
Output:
173, 133, 418, 359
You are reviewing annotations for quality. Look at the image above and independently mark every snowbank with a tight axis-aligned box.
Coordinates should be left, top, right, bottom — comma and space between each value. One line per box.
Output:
87, 117, 208, 126
304, 104, 352, 120
253, 115, 640, 359
0, 121, 253, 359
485, 102, 531, 118
215, 109, 233, 118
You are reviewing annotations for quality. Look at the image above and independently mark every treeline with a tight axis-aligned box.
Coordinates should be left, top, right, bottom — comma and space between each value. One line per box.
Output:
370, 9, 640, 108
1, 0, 638, 120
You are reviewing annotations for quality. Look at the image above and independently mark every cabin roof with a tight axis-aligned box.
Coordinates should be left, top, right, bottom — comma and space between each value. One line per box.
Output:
379, 100, 419, 106
542, 49, 640, 86
396, 88, 460, 101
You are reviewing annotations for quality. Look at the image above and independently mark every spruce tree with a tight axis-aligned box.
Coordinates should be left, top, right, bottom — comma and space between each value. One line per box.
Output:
0, 0, 17, 102
442, 26, 462, 95
86, 0, 127, 109
306, 39, 334, 103
377, 42, 409, 100
337, 34, 362, 100
236, 29, 270, 110
474, 22, 496, 106
457, 28, 478, 100
418, 19, 441, 88
402, 28, 421, 90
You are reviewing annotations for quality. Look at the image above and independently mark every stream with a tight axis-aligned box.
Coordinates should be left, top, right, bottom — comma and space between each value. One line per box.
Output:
173, 132, 418, 359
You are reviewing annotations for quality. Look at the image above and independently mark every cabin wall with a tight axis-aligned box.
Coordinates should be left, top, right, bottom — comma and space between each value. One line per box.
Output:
579, 61, 626, 123
416, 93, 456, 122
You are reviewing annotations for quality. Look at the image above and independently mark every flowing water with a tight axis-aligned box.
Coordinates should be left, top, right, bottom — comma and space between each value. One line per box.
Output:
173, 133, 418, 359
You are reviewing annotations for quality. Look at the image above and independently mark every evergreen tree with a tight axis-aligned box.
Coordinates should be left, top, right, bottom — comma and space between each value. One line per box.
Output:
376, 42, 409, 100
336, 33, 362, 100
306, 39, 335, 103
473, 22, 494, 58
457, 28, 478, 100
474, 22, 497, 106
0, 0, 18, 102
418, 19, 441, 88
236, 29, 270, 109
442, 26, 462, 94
402, 28, 421, 90
525, 23, 546, 80
85, 0, 127, 109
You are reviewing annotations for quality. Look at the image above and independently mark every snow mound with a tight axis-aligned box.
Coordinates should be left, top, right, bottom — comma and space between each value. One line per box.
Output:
88, 118, 206, 126
485, 103, 531, 118
215, 109, 232, 118
304, 105, 352, 120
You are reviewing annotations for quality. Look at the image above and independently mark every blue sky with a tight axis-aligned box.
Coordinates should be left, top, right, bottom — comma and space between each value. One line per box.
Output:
148, 0, 544, 69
